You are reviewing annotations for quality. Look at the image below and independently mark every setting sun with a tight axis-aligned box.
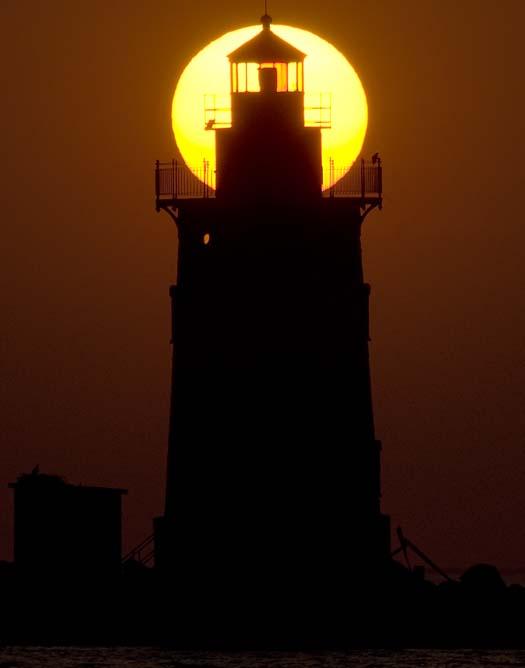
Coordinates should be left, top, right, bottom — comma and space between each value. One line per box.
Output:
172, 24, 368, 189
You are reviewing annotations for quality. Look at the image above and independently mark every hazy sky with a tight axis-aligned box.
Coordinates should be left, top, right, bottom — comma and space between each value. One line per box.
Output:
1, 0, 525, 570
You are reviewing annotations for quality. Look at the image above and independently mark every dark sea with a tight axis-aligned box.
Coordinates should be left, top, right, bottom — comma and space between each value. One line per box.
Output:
0, 648, 524, 668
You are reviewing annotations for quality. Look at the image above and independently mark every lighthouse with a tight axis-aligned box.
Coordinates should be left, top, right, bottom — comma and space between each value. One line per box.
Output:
153, 15, 390, 609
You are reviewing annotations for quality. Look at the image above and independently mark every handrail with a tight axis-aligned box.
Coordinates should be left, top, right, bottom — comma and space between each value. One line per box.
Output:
323, 158, 382, 198
155, 159, 215, 200
392, 527, 454, 583
155, 156, 382, 202
122, 533, 154, 565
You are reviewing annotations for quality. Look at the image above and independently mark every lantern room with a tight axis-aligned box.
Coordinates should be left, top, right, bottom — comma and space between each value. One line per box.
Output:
228, 14, 305, 94
214, 14, 322, 202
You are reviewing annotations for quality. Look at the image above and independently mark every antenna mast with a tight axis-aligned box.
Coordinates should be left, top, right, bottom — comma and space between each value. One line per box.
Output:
261, 0, 272, 29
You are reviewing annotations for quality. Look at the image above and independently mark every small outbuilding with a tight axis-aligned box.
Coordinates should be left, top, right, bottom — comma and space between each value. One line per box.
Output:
9, 471, 126, 579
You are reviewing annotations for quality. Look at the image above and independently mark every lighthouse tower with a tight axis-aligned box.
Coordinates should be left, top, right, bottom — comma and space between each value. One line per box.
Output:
154, 15, 390, 611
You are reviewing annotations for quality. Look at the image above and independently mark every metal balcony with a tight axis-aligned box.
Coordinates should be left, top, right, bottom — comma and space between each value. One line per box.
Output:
155, 157, 382, 208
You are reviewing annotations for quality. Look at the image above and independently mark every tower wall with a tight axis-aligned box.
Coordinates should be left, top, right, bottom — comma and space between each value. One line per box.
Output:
158, 199, 390, 586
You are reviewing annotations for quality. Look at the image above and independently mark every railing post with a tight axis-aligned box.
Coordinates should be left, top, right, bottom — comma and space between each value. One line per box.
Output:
361, 158, 365, 201
329, 157, 335, 198
172, 159, 175, 200
155, 160, 160, 201
377, 156, 382, 208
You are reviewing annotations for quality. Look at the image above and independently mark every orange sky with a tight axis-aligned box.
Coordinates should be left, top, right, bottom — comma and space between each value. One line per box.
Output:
1, 0, 525, 572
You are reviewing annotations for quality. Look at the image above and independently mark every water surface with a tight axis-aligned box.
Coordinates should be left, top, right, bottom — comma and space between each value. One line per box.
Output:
1, 648, 525, 668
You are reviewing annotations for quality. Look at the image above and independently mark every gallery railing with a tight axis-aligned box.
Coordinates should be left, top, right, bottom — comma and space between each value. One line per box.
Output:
155, 157, 382, 203
155, 160, 216, 200
323, 158, 382, 200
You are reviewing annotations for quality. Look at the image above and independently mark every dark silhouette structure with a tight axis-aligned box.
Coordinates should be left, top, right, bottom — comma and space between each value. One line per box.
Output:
2, 16, 525, 649
9, 471, 126, 579
153, 14, 389, 611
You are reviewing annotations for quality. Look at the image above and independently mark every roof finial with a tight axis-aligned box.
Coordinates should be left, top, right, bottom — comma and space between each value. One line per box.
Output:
261, 0, 272, 30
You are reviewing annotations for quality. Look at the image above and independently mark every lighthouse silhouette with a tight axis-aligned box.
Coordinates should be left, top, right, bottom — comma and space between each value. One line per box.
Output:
153, 14, 389, 624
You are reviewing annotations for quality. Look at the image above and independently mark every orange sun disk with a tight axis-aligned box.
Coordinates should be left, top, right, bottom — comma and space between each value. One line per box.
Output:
172, 24, 368, 190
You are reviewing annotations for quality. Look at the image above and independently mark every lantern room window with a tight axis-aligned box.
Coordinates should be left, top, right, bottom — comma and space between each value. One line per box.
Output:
228, 17, 306, 95
230, 61, 304, 94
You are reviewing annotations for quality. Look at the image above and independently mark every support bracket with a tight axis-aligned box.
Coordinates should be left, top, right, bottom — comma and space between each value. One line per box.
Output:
361, 202, 380, 222
158, 204, 179, 224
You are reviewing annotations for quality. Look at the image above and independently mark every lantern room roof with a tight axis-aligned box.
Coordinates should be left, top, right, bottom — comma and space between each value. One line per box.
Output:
228, 26, 306, 63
